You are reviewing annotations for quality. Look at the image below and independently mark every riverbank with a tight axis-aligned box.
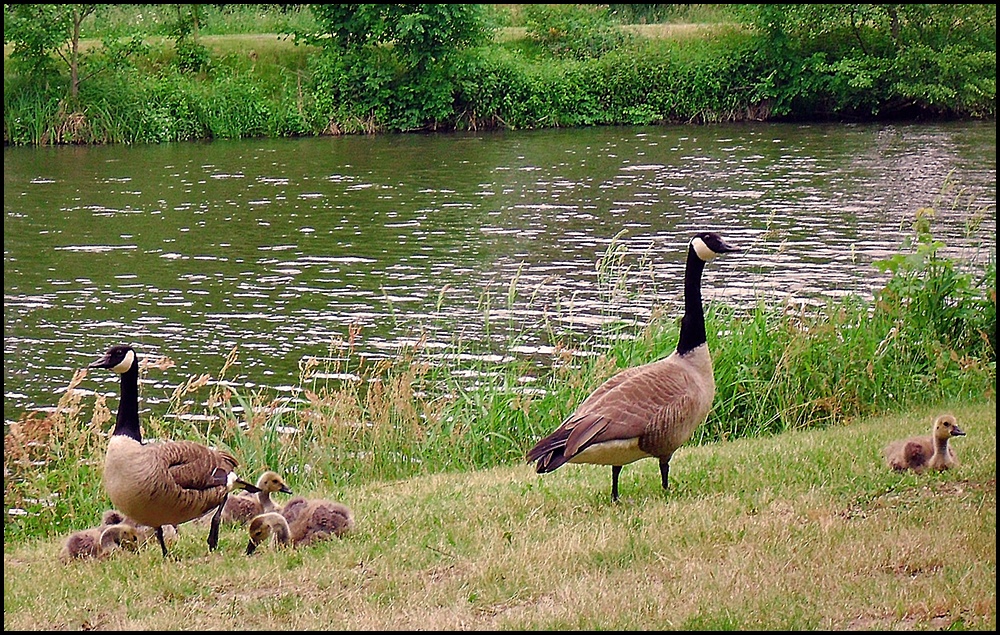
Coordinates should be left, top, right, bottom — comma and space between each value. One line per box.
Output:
4, 399, 995, 629
4, 4, 994, 146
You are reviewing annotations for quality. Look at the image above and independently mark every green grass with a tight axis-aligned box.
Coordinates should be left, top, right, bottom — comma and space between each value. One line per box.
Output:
3, 400, 994, 630
3, 208, 995, 628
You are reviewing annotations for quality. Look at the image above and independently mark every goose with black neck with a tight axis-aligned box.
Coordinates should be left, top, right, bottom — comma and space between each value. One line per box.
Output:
526, 231, 740, 502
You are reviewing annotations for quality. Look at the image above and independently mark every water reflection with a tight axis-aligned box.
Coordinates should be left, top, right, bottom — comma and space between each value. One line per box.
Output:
3, 122, 996, 424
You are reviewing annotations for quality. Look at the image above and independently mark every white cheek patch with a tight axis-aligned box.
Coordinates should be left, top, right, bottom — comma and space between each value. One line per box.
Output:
111, 349, 135, 374
691, 237, 718, 261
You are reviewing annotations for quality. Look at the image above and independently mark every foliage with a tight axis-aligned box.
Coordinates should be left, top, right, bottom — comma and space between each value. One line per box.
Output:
3, 4, 995, 144
872, 207, 997, 367
521, 4, 635, 60
732, 3, 997, 119
298, 4, 494, 133
3, 3, 99, 99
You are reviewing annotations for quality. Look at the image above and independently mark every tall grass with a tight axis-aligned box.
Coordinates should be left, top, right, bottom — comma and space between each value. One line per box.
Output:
3, 210, 995, 544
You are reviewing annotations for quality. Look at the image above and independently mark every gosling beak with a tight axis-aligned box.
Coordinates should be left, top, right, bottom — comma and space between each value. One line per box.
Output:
246, 541, 258, 556
951, 424, 966, 437
280, 485, 294, 495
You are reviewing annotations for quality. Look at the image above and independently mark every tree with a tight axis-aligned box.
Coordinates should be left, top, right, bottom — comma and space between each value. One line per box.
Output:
733, 4, 996, 118
297, 4, 495, 132
3, 3, 99, 99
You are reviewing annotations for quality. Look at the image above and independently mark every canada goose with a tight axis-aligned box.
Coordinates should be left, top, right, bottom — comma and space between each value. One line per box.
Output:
88, 343, 260, 557
526, 231, 739, 502
219, 470, 294, 525
245, 496, 355, 554
884, 414, 966, 473
59, 523, 140, 563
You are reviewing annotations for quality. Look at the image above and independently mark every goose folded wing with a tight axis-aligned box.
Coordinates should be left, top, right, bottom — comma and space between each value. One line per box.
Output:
158, 440, 238, 491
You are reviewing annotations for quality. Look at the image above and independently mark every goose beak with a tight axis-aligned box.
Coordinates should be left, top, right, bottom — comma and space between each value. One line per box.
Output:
88, 352, 114, 369
717, 239, 740, 254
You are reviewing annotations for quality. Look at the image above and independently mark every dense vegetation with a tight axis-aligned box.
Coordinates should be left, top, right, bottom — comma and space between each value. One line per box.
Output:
3, 4, 995, 145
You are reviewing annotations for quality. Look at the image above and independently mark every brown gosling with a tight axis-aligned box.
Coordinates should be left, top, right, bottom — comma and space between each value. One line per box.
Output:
884, 414, 966, 474
88, 344, 260, 557
245, 512, 292, 555
219, 470, 294, 525
245, 497, 355, 555
101, 509, 179, 547
526, 232, 740, 501
59, 523, 140, 563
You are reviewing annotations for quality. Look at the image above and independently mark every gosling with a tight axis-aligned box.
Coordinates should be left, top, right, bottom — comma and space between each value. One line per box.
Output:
245, 512, 292, 555
884, 413, 966, 474
220, 470, 294, 525
102, 509, 178, 547
59, 523, 140, 563
245, 497, 355, 555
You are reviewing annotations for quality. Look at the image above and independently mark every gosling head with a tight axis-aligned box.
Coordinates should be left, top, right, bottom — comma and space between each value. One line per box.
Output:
101, 523, 141, 554
933, 414, 965, 441
256, 470, 294, 495
246, 512, 291, 556
101, 509, 128, 526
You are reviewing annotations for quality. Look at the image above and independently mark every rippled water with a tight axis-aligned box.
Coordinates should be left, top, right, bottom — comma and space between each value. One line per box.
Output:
4, 121, 996, 424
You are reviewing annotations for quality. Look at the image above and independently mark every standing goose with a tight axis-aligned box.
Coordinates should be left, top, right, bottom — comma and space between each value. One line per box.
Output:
884, 413, 966, 473
88, 344, 259, 557
526, 231, 739, 502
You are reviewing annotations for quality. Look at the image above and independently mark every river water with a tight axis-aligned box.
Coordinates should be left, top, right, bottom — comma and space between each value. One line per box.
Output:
3, 121, 996, 425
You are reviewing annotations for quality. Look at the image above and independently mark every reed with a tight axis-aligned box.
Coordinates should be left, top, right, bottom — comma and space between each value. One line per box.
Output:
3, 211, 994, 544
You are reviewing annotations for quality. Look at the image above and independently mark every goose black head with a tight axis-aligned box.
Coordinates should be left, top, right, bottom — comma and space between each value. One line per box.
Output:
690, 232, 740, 261
89, 344, 137, 375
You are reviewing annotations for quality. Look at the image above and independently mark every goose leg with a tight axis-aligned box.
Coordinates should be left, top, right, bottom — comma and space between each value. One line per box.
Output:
207, 497, 226, 551
611, 465, 622, 502
659, 458, 670, 491
155, 526, 169, 557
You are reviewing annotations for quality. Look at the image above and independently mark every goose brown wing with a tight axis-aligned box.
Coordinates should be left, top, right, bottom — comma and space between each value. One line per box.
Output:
573, 362, 655, 411
157, 440, 236, 491
528, 355, 703, 469
528, 361, 666, 462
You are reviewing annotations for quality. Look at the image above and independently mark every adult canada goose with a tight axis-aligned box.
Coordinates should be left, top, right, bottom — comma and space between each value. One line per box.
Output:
884, 414, 966, 473
219, 470, 294, 525
526, 231, 739, 502
88, 343, 260, 557
59, 523, 140, 563
245, 496, 355, 554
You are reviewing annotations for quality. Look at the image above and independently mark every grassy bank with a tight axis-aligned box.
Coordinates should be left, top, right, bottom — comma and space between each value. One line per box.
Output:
3, 400, 994, 630
4, 215, 996, 544
4, 4, 994, 145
